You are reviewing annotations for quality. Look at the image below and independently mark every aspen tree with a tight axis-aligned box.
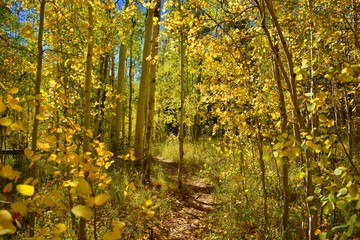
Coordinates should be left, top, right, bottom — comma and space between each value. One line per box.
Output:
29, 0, 46, 236
134, 3, 155, 162
79, 1, 94, 239
113, 0, 129, 155
273, 58, 290, 239
143, 0, 161, 184
178, 0, 185, 190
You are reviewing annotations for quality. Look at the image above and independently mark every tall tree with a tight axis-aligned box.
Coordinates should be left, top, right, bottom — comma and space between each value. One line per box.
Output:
29, 0, 46, 237
113, 0, 129, 156
177, 0, 185, 190
134, 3, 155, 163
143, 0, 161, 184
79, 1, 94, 239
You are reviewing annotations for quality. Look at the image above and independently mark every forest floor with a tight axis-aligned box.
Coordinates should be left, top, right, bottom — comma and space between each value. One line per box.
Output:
151, 156, 217, 240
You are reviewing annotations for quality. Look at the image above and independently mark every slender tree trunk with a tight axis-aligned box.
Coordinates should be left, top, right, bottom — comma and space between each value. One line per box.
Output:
178, 0, 185, 190
273, 58, 290, 239
258, 0, 315, 237
79, 2, 94, 239
29, 1, 45, 237
143, 0, 161, 184
134, 5, 154, 163
113, 0, 129, 155
128, 19, 135, 148
255, 117, 268, 236
94, 54, 109, 139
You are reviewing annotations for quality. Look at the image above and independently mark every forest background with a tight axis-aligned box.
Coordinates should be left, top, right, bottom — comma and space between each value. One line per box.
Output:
0, 0, 360, 239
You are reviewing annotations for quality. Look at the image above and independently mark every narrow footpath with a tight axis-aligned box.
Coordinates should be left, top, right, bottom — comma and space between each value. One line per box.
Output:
152, 157, 217, 240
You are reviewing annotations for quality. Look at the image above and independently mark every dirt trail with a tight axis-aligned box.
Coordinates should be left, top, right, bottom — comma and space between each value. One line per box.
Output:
152, 157, 217, 240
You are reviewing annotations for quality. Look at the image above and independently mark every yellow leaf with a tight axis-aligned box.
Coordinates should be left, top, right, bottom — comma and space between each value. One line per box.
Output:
24, 177, 34, 185
0, 165, 20, 181
3, 182, 12, 193
0, 100, 6, 112
0, 117, 12, 126
10, 122, 22, 131
130, 155, 136, 161
37, 140, 50, 151
315, 229, 321, 236
16, 184, 35, 196
77, 179, 92, 195
86, 129, 93, 138
0, 210, 15, 235
8, 98, 22, 112
9, 88, 19, 94
24, 148, 34, 158
145, 199, 153, 207
12, 104, 23, 112
146, 210, 155, 218
111, 220, 125, 230
129, 182, 136, 191
71, 205, 93, 219
48, 154, 57, 161
103, 229, 121, 240
52, 223, 67, 234
11, 202, 27, 217
36, 114, 44, 121
35, 94, 43, 102
295, 74, 303, 81
94, 194, 110, 206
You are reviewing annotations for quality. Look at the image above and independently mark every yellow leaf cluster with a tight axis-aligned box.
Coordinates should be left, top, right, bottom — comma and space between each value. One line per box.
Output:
0, 165, 20, 181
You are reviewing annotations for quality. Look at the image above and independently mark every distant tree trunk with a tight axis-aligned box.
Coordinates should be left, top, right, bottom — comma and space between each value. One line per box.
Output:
128, 18, 135, 148
79, 1, 94, 239
273, 58, 290, 239
29, 0, 45, 237
178, 0, 185, 190
94, 54, 109, 139
134, 5, 154, 163
353, 0, 360, 49
113, 0, 128, 156
143, 0, 161, 184
255, 117, 268, 235
110, 49, 115, 146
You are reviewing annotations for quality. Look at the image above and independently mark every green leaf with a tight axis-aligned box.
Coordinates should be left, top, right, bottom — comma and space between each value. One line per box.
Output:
334, 168, 343, 176
337, 187, 347, 197
318, 114, 328, 123
307, 103, 315, 112
319, 232, 327, 240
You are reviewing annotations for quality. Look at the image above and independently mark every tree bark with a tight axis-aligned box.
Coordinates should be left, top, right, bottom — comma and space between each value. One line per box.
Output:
29, 0, 45, 237
134, 5, 155, 163
79, 1, 94, 239
113, 0, 128, 155
128, 18, 135, 148
273, 58, 290, 239
143, 0, 161, 184
178, 0, 185, 190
